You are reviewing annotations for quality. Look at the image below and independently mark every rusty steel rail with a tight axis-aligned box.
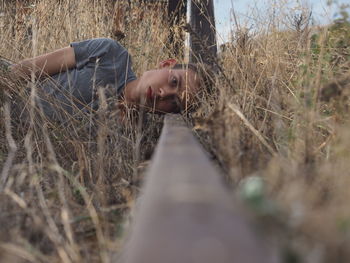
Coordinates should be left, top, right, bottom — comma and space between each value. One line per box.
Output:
121, 114, 269, 263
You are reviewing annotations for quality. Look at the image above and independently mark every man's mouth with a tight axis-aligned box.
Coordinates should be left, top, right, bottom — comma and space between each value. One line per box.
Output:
147, 86, 153, 101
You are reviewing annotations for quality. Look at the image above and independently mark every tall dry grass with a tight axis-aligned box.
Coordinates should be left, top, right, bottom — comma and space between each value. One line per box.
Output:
0, 0, 170, 262
0, 0, 349, 262
192, 2, 350, 262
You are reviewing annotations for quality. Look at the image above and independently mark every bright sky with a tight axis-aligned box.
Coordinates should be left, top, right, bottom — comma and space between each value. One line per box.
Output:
214, 0, 350, 43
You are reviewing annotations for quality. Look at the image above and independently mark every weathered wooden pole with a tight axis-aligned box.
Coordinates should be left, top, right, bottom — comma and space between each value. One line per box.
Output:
167, 0, 187, 58
168, 0, 187, 24
189, 0, 217, 64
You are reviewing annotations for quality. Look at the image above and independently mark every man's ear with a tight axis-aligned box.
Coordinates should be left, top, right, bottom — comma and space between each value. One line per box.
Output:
159, 58, 177, 68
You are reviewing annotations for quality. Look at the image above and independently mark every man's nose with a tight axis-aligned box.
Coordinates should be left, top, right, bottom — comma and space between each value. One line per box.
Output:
158, 87, 178, 98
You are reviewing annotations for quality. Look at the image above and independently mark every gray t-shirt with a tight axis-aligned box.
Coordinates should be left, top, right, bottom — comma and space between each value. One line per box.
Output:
39, 38, 136, 121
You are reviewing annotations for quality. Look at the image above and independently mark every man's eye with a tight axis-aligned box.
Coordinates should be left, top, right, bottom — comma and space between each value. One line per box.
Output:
170, 76, 178, 86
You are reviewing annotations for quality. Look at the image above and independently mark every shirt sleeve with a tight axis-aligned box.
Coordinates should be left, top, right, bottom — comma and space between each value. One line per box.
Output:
70, 38, 137, 94
70, 38, 120, 70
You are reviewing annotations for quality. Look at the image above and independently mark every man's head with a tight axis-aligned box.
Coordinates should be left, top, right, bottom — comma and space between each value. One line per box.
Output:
135, 59, 202, 113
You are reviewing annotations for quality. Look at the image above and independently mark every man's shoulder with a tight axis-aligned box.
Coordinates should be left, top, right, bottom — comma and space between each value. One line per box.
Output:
72, 38, 127, 52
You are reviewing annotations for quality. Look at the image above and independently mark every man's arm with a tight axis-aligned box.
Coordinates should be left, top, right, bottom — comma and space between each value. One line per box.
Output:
11, 46, 76, 79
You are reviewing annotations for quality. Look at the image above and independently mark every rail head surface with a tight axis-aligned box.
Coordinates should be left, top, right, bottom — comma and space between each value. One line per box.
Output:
120, 114, 269, 263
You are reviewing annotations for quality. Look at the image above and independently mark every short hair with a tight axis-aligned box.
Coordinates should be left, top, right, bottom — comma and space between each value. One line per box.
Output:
172, 63, 215, 113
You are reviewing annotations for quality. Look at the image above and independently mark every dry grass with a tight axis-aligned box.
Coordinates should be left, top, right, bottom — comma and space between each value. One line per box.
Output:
0, 1, 168, 262
192, 3, 350, 262
0, 0, 350, 262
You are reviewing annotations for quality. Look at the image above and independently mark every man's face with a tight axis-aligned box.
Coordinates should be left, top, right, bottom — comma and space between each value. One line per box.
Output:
136, 65, 200, 113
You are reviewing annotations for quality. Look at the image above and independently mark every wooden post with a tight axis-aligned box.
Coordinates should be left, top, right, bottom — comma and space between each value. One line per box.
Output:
189, 0, 217, 64
167, 0, 187, 58
168, 0, 187, 22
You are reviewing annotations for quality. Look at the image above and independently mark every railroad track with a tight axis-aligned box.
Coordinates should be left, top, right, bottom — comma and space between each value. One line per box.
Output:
120, 114, 270, 263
